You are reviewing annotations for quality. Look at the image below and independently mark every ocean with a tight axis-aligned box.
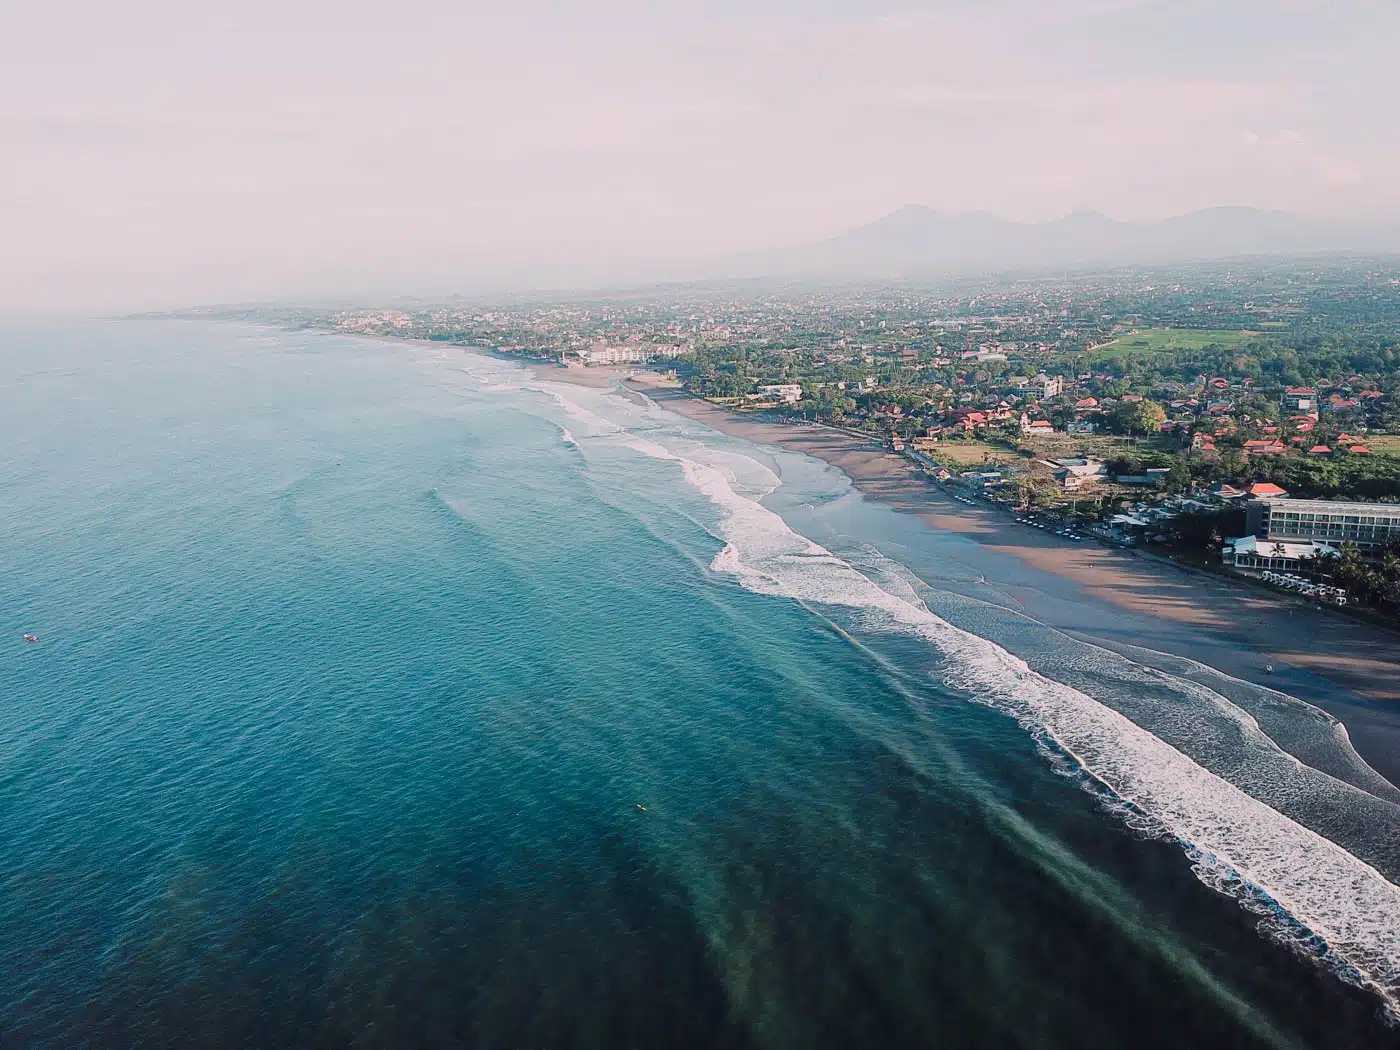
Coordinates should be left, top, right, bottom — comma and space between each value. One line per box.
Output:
2, 320, 1399, 1049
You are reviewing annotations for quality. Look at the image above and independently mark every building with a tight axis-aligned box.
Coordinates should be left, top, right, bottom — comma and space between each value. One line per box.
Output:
1243, 497, 1400, 555
1049, 457, 1107, 491
757, 384, 803, 404
577, 343, 651, 365
1015, 373, 1063, 399
1282, 387, 1318, 416
1222, 536, 1340, 571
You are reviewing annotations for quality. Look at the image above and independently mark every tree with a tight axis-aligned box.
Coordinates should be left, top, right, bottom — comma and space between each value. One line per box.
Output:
1015, 474, 1054, 510
1164, 460, 1194, 494
1108, 400, 1167, 436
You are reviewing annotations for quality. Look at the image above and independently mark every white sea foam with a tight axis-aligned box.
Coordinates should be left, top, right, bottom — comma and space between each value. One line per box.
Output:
611, 427, 1400, 1020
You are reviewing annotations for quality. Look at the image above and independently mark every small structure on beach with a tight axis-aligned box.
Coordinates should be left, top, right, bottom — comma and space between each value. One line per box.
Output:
1222, 536, 1339, 572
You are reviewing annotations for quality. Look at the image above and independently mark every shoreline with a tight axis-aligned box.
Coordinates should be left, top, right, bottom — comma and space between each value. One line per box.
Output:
351, 338, 1400, 788
608, 372, 1400, 788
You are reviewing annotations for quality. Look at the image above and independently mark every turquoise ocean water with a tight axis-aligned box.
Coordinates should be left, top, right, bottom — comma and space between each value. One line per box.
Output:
3, 321, 1400, 1048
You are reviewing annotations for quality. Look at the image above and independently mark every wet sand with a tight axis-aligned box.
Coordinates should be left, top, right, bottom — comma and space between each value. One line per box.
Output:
618, 376, 1400, 787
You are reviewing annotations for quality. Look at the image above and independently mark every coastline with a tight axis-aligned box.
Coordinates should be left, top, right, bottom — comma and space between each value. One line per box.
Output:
606, 372, 1400, 788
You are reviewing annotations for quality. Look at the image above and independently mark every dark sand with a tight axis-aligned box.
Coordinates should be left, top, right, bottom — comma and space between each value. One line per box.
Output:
616, 375, 1400, 788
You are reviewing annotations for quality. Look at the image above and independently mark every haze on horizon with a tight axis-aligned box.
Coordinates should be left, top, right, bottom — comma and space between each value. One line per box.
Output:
3, 0, 1397, 312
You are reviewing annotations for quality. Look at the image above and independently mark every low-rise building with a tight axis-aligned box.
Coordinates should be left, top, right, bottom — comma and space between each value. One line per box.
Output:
1222, 536, 1340, 571
578, 343, 652, 365
1049, 457, 1107, 491
757, 384, 803, 403
1282, 387, 1318, 416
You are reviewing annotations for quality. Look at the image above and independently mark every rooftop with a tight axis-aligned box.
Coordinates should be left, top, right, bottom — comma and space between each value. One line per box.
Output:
1226, 536, 1340, 559
1255, 496, 1400, 515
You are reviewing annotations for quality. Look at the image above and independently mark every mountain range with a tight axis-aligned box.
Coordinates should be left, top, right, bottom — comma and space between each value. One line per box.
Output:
735, 205, 1400, 279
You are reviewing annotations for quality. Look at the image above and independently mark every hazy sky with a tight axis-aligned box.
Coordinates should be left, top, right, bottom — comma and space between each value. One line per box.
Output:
3, 0, 1397, 310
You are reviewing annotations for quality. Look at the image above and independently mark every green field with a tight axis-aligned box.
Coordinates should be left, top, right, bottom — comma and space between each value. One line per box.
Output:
1091, 327, 1258, 359
919, 439, 1016, 466
1360, 434, 1400, 457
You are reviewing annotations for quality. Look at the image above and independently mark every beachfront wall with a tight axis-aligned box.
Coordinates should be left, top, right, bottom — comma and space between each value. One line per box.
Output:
1246, 497, 1400, 555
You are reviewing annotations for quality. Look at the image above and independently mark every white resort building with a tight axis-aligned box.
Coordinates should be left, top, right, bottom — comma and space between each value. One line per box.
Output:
1221, 536, 1340, 572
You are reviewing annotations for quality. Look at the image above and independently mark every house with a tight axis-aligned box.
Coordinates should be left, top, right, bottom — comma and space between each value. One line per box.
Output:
1349, 445, 1373, 455
1308, 445, 1332, 456
945, 409, 989, 433
1065, 420, 1098, 434
1242, 439, 1286, 456
1246, 482, 1289, 498
1074, 397, 1099, 411
1282, 387, 1318, 415
1049, 457, 1107, 491
1019, 413, 1054, 435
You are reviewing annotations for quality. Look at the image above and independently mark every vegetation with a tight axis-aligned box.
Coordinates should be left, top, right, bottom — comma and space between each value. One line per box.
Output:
1328, 542, 1400, 612
1107, 400, 1167, 436
1090, 327, 1257, 360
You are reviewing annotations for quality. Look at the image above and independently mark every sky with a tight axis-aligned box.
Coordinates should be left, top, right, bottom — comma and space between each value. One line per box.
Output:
2, 0, 1398, 310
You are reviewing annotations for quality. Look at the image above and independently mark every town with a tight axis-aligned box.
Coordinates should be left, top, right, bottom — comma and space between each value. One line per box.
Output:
213, 255, 1400, 618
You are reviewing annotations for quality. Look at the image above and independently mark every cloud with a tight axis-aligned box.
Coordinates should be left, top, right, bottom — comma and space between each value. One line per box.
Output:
0, 0, 1397, 310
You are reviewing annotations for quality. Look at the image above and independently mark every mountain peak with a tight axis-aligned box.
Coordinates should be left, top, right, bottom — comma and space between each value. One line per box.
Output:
773, 206, 1399, 277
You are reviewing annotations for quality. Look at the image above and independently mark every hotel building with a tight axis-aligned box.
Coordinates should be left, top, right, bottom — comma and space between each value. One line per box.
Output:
1244, 497, 1400, 554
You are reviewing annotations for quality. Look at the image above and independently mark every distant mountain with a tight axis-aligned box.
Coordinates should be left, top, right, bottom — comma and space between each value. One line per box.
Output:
740, 205, 1400, 278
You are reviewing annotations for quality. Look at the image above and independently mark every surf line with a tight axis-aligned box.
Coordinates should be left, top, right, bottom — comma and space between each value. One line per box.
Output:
603, 406, 1400, 1023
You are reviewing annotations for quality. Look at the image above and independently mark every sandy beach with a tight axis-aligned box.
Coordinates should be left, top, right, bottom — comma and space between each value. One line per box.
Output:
603, 373, 1400, 786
